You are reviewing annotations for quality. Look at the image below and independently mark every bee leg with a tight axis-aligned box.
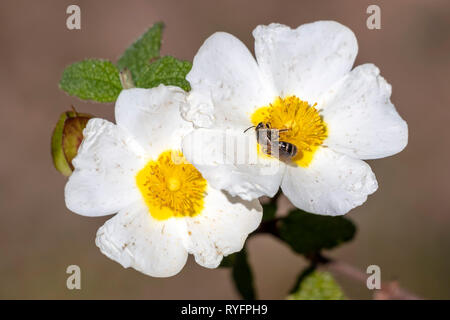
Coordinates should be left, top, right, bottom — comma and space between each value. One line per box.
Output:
260, 140, 272, 155
261, 145, 268, 154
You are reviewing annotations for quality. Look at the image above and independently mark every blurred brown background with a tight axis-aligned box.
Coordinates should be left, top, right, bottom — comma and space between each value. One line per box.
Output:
0, 0, 449, 299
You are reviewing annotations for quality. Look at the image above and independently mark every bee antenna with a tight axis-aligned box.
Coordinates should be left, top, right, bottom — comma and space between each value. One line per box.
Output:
243, 125, 256, 133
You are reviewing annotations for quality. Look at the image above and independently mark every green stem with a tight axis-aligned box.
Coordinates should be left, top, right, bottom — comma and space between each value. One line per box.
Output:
119, 68, 135, 89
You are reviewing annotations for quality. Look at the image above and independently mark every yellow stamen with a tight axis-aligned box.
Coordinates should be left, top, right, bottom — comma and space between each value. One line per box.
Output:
136, 150, 207, 220
250, 96, 328, 167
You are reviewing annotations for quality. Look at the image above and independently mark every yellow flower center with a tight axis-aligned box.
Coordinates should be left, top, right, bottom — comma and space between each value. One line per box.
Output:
250, 96, 328, 167
167, 177, 181, 192
136, 150, 207, 220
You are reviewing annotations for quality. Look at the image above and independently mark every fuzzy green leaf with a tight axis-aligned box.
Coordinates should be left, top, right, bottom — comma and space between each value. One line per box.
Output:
232, 249, 256, 300
117, 22, 164, 79
279, 209, 356, 255
288, 271, 346, 300
135, 56, 192, 91
59, 60, 122, 102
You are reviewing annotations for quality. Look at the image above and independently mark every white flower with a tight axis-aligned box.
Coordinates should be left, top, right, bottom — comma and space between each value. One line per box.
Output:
64, 85, 262, 277
181, 21, 408, 216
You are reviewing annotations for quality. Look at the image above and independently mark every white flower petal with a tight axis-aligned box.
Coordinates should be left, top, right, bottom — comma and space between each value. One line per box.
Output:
184, 186, 262, 268
281, 148, 378, 216
253, 21, 358, 102
182, 128, 285, 200
320, 64, 408, 159
65, 119, 146, 216
186, 32, 275, 129
96, 200, 188, 278
115, 85, 192, 157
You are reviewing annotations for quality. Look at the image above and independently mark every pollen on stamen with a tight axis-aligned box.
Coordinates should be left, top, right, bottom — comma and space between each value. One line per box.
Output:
136, 150, 207, 220
250, 96, 328, 167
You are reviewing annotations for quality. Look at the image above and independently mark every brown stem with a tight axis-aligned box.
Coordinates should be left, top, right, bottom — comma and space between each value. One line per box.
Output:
319, 257, 422, 300
252, 219, 422, 300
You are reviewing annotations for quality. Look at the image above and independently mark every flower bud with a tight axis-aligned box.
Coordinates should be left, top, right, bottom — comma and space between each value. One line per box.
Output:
51, 108, 93, 176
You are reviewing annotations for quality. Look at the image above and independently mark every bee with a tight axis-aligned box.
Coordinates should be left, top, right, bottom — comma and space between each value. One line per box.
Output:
244, 122, 298, 161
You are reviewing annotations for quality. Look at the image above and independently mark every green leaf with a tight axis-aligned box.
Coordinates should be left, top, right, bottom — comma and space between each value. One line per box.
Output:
51, 110, 93, 176
59, 60, 122, 102
262, 202, 277, 222
219, 253, 236, 268
279, 209, 356, 255
117, 22, 164, 80
135, 56, 192, 91
288, 270, 346, 300
231, 249, 256, 300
